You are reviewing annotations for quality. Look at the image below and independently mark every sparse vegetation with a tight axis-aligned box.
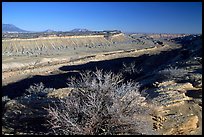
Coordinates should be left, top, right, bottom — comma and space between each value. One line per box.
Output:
46, 70, 157, 135
24, 82, 54, 99
2, 32, 202, 135
2, 96, 11, 103
158, 66, 189, 81
122, 62, 142, 75
2, 96, 11, 114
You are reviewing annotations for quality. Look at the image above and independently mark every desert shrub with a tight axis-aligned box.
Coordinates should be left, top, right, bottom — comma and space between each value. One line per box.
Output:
2, 83, 56, 135
122, 62, 142, 75
46, 70, 157, 135
2, 96, 11, 115
24, 82, 54, 99
158, 66, 189, 81
2, 96, 11, 103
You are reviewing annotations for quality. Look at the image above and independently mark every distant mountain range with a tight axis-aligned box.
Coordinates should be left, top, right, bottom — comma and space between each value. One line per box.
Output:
70, 28, 90, 32
43, 29, 55, 33
2, 24, 90, 33
2, 24, 28, 33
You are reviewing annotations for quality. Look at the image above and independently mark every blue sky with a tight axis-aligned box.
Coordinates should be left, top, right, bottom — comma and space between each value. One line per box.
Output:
2, 2, 202, 34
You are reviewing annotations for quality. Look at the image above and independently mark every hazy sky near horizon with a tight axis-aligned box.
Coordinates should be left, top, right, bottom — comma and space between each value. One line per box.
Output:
2, 2, 202, 34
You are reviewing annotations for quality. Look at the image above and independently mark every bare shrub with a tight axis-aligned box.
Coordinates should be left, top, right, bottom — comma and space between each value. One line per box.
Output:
24, 82, 54, 99
2, 83, 55, 135
46, 70, 157, 135
122, 62, 142, 75
158, 66, 189, 80
2, 96, 11, 115
2, 96, 11, 103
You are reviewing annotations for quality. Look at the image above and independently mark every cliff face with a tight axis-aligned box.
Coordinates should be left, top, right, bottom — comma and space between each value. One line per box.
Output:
2, 33, 132, 56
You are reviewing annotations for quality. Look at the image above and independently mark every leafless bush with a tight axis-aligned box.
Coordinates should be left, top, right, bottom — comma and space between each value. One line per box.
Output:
158, 66, 189, 80
2, 96, 11, 103
122, 62, 142, 75
46, 70, 157, 135
24, 82, 54, 99
2, 96, 11, 114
